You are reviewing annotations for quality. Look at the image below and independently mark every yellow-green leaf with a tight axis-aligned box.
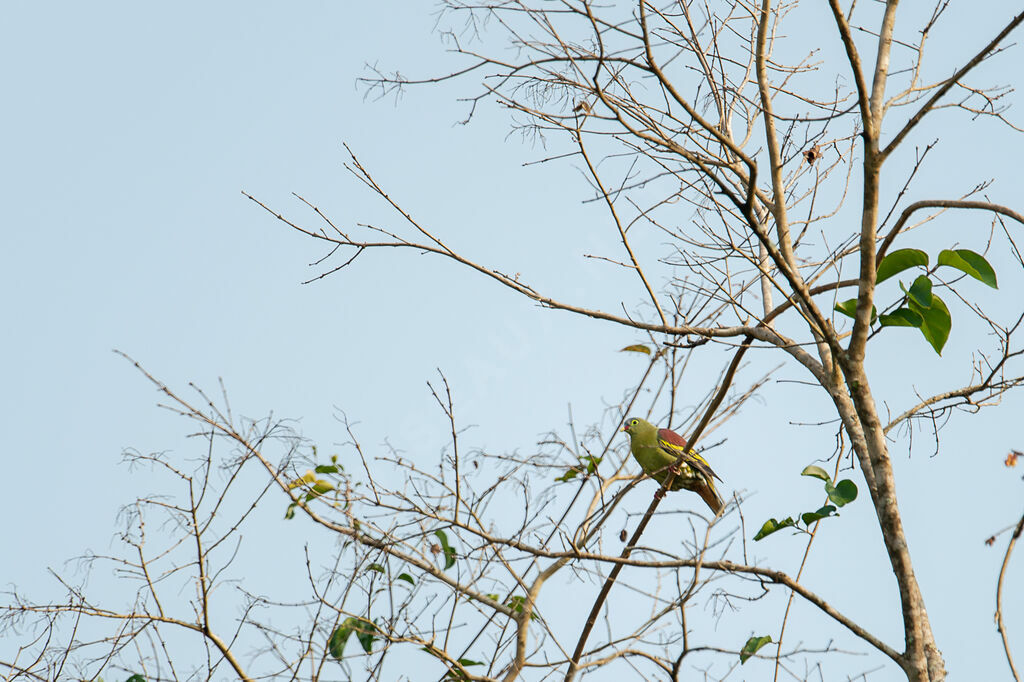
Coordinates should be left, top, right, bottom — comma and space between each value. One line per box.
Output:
305, 480, 335, 501
740, 635, 773, 663
800, 465, 831, 483
287, 470, 316, 490
753, 517, 796, 541
620, 344, 651, 354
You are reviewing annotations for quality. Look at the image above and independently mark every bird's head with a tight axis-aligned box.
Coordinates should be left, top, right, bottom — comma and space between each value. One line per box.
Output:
621, 417, 655, 439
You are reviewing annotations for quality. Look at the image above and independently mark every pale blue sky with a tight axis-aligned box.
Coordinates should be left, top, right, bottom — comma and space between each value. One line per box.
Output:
3, 2, 1023, 680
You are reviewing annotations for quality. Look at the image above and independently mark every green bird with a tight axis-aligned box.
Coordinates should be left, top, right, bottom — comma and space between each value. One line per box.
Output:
621, 417, 725, 515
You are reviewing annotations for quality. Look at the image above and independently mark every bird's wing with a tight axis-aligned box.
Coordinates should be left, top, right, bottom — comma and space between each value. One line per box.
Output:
657, 427, 688, 449
657, 428, 722, 482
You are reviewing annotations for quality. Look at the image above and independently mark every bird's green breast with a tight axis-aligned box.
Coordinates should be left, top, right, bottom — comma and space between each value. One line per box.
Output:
631, 442, 699, 490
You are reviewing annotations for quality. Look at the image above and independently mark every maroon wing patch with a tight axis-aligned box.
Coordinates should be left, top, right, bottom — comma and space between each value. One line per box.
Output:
657, 428, 689, 449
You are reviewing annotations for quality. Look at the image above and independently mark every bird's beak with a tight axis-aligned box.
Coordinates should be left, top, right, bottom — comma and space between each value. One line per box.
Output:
620, 425, 628, 432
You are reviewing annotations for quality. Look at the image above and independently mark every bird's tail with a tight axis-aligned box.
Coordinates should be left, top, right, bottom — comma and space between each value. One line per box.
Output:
697, 481, 725, 516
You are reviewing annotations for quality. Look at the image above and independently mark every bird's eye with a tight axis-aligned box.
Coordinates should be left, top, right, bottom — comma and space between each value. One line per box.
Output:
630, 419, 638, 425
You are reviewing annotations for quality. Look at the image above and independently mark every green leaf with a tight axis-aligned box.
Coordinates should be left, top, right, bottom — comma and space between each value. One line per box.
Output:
315, 464, 339, 474
506, 595, 526, 612
938, 249, 998, 288
879, 308, 924, 327
906, 275, 933, 309
620, 344, 651, 354
506, 595, 539, 620
754, 517, 796, 541
434, 529, 456, 569
125, 676, 146, 682
801, 505, 837, 526
555, 468, 579, 483
365, 563, 385, 574
423, 649, 482, 681
834, 299, 876, 323
328, 619, 354, 658
557, 456, 602, 481
354, 619, 379, 653
329, 617, 378, 658
909, 292, 952, 355
800, 465, 831, 483
828, 479, 858, 507
739, 635, 773, 664
284, 502, 299, 520
877, 248, 928, 284
442, 659, 485, 680
397, 572, 415, 586
833, 298, 858, 318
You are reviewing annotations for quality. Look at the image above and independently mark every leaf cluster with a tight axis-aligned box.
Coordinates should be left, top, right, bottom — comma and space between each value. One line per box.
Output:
835, 247, 997, 354
754, 465, 858, 541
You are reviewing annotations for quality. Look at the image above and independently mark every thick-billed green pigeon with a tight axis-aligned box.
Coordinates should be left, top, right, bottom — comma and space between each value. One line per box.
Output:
621, 417, 724, 514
